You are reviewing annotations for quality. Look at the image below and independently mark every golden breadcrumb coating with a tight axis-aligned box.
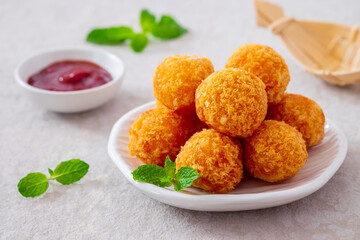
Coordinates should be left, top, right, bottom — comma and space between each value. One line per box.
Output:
243, 120, 308, 183
225, 44, 290, 105
155, 100, 169, 110
153, 55, 214, 112
195, 68, 267, 138
128, 108, 194, 166
156, 99, 208, 132
267, 93, 325, 147
176, 129, 243, 193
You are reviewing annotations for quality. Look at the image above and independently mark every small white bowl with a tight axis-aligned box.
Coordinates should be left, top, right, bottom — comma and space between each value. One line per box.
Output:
15, 48, 124, 113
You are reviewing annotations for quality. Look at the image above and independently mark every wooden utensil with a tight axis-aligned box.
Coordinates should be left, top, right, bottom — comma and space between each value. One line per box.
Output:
255, 0, 360, 85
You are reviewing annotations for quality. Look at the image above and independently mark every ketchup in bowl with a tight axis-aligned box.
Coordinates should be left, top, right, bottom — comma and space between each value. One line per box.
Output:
28, 60, 112, 91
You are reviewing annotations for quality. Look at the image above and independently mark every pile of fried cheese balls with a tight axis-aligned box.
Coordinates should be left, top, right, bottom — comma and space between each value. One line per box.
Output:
128, 43, 325, 194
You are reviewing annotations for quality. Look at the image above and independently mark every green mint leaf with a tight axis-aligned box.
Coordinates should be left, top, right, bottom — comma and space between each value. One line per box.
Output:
164, 156, 176, 180
48, 168, 54, 176
140, 9, 156, 33
130, 33, 148, 52
132, 164, 173, 187
86, 26, 134, 45
151, 15, 187, 39
174, 167, 200, 191
52, 159, 89, 185
17, 173, 49, 197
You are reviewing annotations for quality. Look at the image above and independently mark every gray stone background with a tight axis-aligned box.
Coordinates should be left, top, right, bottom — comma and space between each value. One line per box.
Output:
1, 0, 359, 239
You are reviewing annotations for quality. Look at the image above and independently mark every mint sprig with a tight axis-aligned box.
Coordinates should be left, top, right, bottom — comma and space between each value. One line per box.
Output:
151, 15, 187, 39
86, 9, 187, 52
17, 159, 89, 198
130, 33, 149, 52
86, 26, 134, 45
18, 173, 49, 197
140, 10, 156, 33
174, 166, 200, 191
132, 156, 200, 191
164, 156, 176, 180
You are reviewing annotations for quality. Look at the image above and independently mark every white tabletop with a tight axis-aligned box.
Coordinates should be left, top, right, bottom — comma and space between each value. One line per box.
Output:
1, 0, 360, 239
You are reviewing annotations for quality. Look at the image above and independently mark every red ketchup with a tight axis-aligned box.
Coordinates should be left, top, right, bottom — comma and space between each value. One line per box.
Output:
28, 60, 112, 91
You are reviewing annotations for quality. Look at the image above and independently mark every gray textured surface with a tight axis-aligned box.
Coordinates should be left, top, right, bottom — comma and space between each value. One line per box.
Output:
1, 0, 360, 239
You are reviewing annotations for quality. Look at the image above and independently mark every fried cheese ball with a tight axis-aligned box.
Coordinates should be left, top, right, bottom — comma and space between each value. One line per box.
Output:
128, 108, 194, 166
267, 93, 325, 147
195, 68, 267, 138
225, 44, 290, 105
176, 129, 243, 193
156, 99, 193, 119
156, 99, 208, 132
153, 55, 214, 112
155, 99, 169, 110
243, 120, 308, 183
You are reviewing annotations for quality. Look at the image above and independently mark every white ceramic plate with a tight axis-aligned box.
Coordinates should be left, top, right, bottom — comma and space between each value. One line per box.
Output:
107, 101, 348, 211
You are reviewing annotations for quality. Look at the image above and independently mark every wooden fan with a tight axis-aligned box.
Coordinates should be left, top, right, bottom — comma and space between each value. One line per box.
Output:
255, 0, 360, 85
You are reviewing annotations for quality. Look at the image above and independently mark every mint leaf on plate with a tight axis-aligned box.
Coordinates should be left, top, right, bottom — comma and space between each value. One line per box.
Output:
151, 15, 187, 39
86, 26, 134, 44
51, 159, 89, 185
140, 9, 156, 33
132, 164, 173, 187
132, 156, 199, 191
174, 166, 200, 191
18, 173, 49, 198
130, 33, 149, 52
164, 156, 176, 180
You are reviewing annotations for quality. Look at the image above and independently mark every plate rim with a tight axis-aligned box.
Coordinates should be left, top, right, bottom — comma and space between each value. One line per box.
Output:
107, 101, 348, 210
